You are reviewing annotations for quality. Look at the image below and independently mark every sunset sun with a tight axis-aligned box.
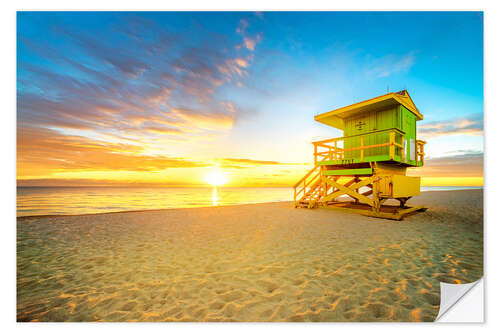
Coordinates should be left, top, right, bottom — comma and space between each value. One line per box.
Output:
204, 170, 228, 186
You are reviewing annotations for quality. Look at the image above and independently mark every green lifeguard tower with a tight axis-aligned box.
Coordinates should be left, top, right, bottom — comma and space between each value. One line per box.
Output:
293, 90, 426, 220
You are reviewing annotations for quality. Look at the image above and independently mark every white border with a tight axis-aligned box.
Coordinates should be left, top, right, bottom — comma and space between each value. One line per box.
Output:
3, 1, 498, 331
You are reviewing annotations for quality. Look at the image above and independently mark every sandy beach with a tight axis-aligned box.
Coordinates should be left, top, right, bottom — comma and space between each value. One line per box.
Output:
17, 189, 483, 322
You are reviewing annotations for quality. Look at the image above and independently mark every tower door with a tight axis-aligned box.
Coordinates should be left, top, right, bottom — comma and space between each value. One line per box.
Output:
401, 108, 416, 164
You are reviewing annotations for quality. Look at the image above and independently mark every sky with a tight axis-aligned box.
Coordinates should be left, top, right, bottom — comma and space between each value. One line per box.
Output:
17, 11, 484, 187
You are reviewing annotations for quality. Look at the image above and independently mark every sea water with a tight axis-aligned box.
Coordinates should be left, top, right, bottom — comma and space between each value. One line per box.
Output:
16, 186, 482, 217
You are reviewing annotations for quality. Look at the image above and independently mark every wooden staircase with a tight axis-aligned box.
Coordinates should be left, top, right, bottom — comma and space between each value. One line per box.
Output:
293, 165, 324, 208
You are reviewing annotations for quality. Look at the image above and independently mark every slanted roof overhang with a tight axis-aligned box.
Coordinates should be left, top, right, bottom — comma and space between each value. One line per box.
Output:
314, 90, 423, 130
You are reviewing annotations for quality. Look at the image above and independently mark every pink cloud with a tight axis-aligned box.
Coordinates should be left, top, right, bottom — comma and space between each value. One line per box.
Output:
243, 33, 262, 51
418, 114, 483, 139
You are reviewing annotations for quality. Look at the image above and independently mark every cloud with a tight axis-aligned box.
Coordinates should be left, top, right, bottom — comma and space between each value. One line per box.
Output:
243, 33, 262, 51
234, 58, 249, 68
217, 58, 248, 79
218, 158, 302, 169
365, 52, 416, 78
408, 151, 483, 177
222, 158, 283, 165
141, 126, 183, 135
418, 113, 483, 139
236, 19, 249, 34
17, 13, 263, 178
17, 126, 210, 177
17, 178, 197, 187
170, 105, 236, 131
234, 17, 263, 51
19, 15, 258, 133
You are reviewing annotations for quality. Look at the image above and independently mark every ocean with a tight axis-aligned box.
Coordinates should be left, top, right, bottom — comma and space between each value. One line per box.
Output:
16, 186, 482, 217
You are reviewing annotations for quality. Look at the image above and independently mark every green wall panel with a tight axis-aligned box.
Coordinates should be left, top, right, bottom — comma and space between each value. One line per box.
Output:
340, 105, 415, 164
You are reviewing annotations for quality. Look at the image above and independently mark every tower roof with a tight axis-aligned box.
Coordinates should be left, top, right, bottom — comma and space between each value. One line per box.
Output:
314, 90, 423, 130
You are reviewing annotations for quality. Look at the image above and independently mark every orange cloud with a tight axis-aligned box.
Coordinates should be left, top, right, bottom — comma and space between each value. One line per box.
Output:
141, 126, 183, 135
220, 158, 299, 167
17, 178, 202, 187
170, 106, 236, 131
235, 58, 249, 68
17, 127, 210, 178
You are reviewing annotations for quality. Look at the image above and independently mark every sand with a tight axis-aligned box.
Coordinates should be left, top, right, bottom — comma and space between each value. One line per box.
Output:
17, 189, 483, 322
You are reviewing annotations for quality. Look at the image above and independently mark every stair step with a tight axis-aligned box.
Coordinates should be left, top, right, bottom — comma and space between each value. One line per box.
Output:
294, 165, 326, 208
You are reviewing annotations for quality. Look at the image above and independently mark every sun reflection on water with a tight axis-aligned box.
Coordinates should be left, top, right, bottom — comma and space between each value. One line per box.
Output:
212, 187, 218, 206
17, 187, 295, 216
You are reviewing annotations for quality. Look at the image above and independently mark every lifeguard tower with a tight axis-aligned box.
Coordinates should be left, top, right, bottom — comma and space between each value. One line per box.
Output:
293, 90, 426, 220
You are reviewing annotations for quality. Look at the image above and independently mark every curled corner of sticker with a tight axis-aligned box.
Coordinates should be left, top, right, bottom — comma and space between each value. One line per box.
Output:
436, 277, 483, 322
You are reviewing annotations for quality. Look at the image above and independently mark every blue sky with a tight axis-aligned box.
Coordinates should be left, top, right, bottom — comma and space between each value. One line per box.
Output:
17, 11, 483, 186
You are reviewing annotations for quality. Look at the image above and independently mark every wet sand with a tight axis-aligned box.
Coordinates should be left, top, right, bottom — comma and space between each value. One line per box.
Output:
17, 190, 483, 322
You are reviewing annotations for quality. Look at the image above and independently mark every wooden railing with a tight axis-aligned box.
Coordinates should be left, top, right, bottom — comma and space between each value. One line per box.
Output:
416, 140, 426, 164
293, 164, 323, 206
312, 128, 407, 165
294, 129, 426, 207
